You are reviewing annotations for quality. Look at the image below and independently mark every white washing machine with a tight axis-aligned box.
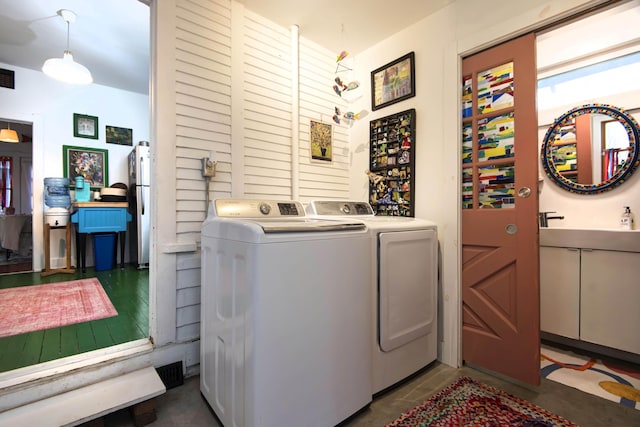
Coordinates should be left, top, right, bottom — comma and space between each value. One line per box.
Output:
306, 200, 438, 394
200, 199, 372, 427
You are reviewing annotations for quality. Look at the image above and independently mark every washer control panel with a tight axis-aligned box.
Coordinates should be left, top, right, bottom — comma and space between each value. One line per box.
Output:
213, 199, 305, 218
306, 200, 375, 216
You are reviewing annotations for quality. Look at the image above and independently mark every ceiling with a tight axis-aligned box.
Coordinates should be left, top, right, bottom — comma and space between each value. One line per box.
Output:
0, 0, 150, 94
0, 0, 453, 95
2, 1, 637, 100
236, 0, 454, 54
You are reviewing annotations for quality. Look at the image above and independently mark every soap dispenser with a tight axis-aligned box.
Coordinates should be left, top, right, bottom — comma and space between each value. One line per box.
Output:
620, 206, 635, 230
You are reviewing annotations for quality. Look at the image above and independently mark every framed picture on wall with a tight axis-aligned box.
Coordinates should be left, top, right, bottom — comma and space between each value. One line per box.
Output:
105, 125, 133, 146
73, 113, 99, 139
310, 120, 332, 162
63, 145, 109, 189
371, 52, 415, 111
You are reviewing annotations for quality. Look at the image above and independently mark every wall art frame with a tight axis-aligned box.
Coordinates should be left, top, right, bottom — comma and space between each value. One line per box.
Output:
73, 113, 99, 139
540, 103, 640, 194
368, 108, 416, 216
310, 120, 333, 162
371, 51, 415, 111
63, 145, 109, 190
105, 125, 133, 146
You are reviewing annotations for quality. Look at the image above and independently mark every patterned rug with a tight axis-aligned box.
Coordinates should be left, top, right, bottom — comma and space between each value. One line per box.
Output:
0, 278, 117, 337
386, 376, 577, 427
541, 344, 640, 410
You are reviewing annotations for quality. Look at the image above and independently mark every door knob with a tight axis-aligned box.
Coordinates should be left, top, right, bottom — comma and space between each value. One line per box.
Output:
518, 187, 531, 198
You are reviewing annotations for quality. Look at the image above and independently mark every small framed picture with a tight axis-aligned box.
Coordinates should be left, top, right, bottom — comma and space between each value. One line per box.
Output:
106, 125, 133, 146
73, 113, 99, 139
310, 120, 332, 162
371, 52, 416, 111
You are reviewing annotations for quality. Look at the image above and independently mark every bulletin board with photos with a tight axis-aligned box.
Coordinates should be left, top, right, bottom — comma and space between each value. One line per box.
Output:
369, 108, 415, 216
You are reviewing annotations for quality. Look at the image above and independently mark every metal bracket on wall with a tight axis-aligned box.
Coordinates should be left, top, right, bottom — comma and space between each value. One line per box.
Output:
202, 157, 217, 177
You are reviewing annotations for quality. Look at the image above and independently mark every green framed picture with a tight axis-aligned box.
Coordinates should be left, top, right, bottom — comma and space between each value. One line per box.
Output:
63, 145, 109, 189
73, 113, 99, 139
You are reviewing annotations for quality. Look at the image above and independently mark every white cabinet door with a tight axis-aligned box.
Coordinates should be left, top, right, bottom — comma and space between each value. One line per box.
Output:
540, 247, 580, 339
580, 250, 640, 354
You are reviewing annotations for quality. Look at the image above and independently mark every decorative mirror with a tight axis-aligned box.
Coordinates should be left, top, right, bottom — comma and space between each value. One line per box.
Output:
541, 103, 640, 194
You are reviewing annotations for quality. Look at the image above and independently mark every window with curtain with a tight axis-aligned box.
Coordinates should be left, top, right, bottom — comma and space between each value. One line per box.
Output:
0, 157, 13, 209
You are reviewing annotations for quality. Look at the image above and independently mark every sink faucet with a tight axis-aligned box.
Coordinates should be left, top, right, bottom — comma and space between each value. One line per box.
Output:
539, 211, 564, 227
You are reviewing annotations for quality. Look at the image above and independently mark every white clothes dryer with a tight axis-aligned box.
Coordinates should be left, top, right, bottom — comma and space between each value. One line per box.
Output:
306, 200, 438, 394
200, 199, 372, 427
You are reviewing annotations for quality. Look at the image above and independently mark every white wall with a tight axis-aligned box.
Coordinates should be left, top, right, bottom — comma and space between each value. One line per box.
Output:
0, 0, 612, 379
0, 62, 149, 269
348, 0, 607, 367
150, 0, 357, 369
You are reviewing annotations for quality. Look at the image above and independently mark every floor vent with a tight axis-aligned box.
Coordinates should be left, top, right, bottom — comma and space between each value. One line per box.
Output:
156, 361, 184, 389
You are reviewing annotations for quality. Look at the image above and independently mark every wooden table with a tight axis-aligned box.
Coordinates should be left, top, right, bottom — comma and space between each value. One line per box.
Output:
41, 222, 75, 277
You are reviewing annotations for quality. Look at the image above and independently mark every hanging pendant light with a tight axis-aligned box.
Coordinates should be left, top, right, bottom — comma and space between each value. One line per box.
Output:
0, 123, 19, 143
42, 9, 93, 85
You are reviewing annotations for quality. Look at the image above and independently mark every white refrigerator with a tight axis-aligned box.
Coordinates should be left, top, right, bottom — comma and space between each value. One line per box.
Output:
128, 143, 150, 268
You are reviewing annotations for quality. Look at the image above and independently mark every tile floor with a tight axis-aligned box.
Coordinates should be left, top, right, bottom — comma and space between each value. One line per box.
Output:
101, 362, 640, 427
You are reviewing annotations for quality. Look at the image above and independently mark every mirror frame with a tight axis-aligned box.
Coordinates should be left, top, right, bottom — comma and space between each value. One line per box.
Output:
541, 103, 640, 194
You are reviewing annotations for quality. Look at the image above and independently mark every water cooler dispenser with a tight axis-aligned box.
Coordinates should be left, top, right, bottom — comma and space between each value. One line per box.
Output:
42, 178, 75, 276
43, 177, 71, 226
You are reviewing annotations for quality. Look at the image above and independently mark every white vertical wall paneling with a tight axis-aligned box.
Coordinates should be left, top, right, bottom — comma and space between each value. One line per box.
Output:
298, 37, 351, 202
291, 24, 300, 200
231, 0, 245, 197
242, 10, 293, 199
151, 0, 179, 347
175, 0, 232, 242
173, 0, 233, 342
168, 0, 358, 369
175, 254, 202, 340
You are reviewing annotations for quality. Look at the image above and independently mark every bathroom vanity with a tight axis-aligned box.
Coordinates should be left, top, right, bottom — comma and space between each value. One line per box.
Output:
540, 227, 640, 359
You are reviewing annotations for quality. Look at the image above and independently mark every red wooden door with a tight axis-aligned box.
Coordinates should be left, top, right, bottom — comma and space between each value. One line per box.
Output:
461, 33, 540, 385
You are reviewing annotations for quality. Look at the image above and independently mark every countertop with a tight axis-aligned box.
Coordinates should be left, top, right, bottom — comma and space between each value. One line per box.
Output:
72, 202, 129, 208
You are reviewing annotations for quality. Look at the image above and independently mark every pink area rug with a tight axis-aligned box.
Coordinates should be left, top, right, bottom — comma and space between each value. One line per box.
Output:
0, 278, 117, 338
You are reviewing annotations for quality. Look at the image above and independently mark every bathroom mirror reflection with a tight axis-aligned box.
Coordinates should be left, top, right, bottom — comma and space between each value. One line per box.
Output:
541, 104, 640, 194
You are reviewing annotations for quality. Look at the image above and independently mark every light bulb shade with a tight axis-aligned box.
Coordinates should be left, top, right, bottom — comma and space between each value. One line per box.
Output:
0, 129, 19, 143
42, 51, 93, 85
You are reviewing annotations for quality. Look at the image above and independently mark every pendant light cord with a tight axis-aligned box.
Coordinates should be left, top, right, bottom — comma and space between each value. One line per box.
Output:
66, 20, 70, 53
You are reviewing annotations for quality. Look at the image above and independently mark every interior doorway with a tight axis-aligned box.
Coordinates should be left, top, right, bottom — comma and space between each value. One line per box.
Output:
460, 33, 540, 386
536, 0, 640, 409
0, 119, 33, 274
0, 0, 152, 377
